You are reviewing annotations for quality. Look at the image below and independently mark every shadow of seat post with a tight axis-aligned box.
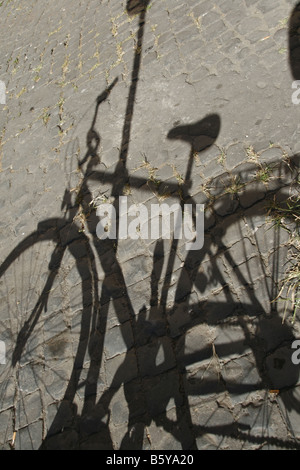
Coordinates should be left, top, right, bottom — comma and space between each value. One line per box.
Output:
155, 115, 222, 449
163, 114, 221, 306
167, 114, 222, 190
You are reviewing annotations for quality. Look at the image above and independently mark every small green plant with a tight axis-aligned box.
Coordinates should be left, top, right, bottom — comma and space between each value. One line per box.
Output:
123, 183, 132, 196
268, 195, 300, 323
33, 64, 43, 83
225, 175, 244, 194
255, 164, 272, 184
217, 148, 226, 166
246, 145, 259, 162
42, 108, 51, 126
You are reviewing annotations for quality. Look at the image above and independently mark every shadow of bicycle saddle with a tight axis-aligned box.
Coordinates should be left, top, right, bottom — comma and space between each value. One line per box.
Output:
167, 114, 221, 153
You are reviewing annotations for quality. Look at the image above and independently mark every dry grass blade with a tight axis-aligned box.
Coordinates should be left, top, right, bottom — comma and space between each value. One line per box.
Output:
268, 195, 300, 324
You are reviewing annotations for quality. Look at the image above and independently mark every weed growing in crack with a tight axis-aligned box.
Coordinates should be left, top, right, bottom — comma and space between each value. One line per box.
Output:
268, 195, 300, 323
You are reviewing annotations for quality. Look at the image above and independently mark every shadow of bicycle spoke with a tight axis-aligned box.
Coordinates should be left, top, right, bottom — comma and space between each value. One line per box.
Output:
34, 151, 299, 450
0, 105, 298, 451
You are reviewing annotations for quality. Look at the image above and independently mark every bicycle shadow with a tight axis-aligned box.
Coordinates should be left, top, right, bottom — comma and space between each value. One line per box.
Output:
0, 0, 300, 451
1, 103, 299, 450
38, 127, 299, 450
